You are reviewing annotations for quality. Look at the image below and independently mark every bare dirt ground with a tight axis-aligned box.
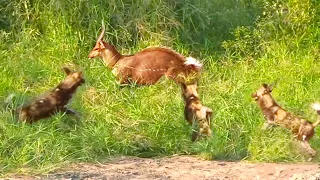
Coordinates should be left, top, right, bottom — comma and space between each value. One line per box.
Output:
6, 155, 320, 180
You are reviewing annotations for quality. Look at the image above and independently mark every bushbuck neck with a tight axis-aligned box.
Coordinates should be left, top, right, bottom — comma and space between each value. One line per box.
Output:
99, 41, 122, 68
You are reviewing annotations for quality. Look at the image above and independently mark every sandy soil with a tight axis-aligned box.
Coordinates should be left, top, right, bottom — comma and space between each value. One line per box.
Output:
6, 155, 320, 180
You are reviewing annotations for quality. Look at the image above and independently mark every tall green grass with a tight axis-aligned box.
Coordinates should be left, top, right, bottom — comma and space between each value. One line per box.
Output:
0, 0, 320, 175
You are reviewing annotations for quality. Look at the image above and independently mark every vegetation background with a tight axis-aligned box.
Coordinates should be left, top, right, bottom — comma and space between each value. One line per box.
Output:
0, 0, 319, 175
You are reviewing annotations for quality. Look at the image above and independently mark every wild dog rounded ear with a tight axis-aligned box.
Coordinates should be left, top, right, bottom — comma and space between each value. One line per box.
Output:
205, 107, 213, 123
269, 79, 279, 91
181, 83, 187, 90
63, 67, 71, 75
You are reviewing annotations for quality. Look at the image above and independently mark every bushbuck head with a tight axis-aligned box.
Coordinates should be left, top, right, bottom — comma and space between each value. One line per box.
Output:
88, 24, 106, 59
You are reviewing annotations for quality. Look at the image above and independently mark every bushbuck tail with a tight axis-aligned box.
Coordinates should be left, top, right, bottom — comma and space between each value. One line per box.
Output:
252, 84, 320, 157
182, 83, 213, 141
18, 67, 85, 123
88, 24, 202, 85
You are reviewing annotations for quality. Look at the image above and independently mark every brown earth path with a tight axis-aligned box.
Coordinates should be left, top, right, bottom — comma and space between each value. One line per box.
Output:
5, 155, 320, 180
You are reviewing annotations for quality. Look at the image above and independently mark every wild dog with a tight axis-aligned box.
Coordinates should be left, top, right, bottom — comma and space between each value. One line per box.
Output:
181, 83, 213, 141
18, 67, 85, 123
252, 84, 320, 157
88, 22, 202, 85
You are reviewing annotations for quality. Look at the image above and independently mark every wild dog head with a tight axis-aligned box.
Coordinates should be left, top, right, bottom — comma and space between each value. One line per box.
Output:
59, 67, 85, 91
181, 83, 199, 101
251, 84, 274, 101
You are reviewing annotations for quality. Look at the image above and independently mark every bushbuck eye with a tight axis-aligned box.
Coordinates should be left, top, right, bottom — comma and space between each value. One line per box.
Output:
264, 90, 268, 94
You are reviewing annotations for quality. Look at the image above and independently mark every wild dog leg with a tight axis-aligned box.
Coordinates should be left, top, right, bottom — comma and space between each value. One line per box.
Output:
300, 140, 316, 157
61, 107, 80, 118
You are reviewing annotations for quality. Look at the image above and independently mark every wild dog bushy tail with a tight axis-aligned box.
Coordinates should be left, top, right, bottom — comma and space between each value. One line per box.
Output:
3, 93, 17, 109
311, 103, 320, 127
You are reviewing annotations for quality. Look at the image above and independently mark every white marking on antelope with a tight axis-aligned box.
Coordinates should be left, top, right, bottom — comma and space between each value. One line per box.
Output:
312, 103, 320, 111
184, 57, 203, 69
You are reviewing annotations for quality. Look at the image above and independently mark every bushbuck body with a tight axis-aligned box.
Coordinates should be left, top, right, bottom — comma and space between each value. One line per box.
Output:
18, 67, 85, 123
182, 83, 213, 141
88, 25, 202, 85
252, 84, 320, 157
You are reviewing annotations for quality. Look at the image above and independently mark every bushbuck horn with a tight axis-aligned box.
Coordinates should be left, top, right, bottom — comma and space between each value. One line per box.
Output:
97, 20, 105, 41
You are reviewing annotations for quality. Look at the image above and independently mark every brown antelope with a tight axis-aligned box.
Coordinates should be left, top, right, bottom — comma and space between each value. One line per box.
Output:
252, 84, 320, 157
18, 67, 85, 123
88, 24, 202, 85
181, 83, 213, 141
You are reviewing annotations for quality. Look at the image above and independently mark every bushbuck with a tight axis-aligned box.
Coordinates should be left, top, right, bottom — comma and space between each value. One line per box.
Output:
88, 24, 202, 85
252, 84, 320, 157
181, 83, 213, 141
18, 67, 85, 123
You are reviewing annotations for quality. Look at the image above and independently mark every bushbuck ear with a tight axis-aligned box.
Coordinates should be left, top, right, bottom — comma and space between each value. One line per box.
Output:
63, 67, 71, 75
99, 41, 106, 49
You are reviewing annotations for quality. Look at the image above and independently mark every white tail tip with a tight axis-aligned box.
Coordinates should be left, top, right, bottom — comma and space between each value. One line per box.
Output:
312, 103, 320, 111
184, 57, 203, 70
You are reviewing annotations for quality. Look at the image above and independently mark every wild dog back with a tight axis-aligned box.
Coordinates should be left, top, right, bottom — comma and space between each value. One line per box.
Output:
252, 84, 305, 132
18, 67, 85, 123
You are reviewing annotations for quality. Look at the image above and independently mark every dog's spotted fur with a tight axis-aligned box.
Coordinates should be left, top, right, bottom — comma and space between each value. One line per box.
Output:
252, 84, 320, 157
182, 83, 213, 141
18, 67, 85, 123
